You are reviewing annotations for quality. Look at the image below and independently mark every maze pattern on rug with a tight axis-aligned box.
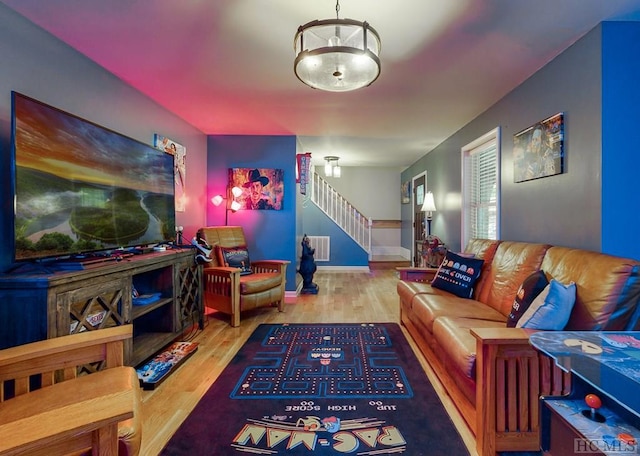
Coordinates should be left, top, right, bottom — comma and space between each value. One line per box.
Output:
230, 323, 413, 399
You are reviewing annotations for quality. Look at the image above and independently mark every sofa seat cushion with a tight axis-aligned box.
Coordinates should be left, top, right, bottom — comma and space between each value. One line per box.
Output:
397, 281, 450, 308
432, 316, 507, 380
412, 293, 506, 334
239, 272, 281, 294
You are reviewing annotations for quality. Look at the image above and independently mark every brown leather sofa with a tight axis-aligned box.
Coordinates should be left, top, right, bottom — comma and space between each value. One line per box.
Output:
397, 240, 640, 456
197, 226, 289, 327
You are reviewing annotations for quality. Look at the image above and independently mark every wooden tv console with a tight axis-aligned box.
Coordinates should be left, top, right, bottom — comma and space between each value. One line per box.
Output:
0, 249, 203, 366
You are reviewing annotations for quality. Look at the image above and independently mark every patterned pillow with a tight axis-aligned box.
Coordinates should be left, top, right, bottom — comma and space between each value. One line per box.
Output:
506, 270, 549, 327
431, 251, 484, 299
516, 279, 576, 330
217, 246, 253, 275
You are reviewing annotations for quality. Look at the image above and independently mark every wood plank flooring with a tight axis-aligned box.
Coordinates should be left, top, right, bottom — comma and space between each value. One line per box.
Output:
139, 269, 478, 455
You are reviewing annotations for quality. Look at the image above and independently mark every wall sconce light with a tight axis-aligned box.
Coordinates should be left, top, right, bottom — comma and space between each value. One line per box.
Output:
421, 191, 436, 237
324, 156, 341, 178
211, 186, 243, 225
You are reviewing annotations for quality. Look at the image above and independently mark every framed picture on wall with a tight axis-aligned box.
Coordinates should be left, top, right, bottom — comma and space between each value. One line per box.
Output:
229, 168, 284, 210
401, 181, 411, 204
154, 134, 187, 211
513, 112, 564, 183
416, 184, 424, 206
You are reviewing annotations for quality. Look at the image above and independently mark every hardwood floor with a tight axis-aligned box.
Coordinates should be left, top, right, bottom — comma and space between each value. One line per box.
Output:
139, 269, 478, 455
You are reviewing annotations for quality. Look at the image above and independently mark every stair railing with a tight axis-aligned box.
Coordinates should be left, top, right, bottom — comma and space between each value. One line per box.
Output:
311, 172, 372, 258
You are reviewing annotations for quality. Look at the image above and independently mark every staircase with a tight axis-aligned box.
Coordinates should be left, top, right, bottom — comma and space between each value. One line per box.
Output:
310, 173, 410, 269
311, 173, 372, 259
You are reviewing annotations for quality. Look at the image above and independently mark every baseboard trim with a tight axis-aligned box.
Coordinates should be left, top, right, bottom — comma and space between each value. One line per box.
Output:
316, 266, 370, 272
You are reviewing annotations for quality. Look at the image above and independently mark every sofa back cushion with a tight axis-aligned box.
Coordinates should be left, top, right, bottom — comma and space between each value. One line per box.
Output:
477, 241, 550, 316
463, 239, 501, 300
541, 246, 640, 330
197, 226, 247, 268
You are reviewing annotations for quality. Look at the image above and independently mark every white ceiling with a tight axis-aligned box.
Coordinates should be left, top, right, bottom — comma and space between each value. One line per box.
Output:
3, 0, 640, 168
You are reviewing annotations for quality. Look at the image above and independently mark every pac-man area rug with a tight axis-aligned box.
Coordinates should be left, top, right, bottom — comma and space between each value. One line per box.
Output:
161, 323, 469, 455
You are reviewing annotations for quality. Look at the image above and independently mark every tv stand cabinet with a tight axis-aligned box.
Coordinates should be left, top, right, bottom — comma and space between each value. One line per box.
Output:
0, 249, 202, 366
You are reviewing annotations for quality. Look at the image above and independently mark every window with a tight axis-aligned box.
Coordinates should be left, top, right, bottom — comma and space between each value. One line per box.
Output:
462, 128, 500, 248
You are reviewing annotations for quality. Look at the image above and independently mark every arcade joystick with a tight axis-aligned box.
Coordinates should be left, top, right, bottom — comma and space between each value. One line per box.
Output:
618, 433, 636, 445
582, 393, 606, 423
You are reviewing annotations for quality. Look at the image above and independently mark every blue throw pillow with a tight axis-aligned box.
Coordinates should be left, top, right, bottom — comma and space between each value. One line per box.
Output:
516, 279, 576, 330
431, 251, 484, 299
506, 270, 549, 327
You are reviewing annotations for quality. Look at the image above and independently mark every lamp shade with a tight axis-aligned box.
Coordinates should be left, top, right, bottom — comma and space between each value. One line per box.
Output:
421, 192, 436, 213
294, 19, 381, 92
211, 195, 224, 206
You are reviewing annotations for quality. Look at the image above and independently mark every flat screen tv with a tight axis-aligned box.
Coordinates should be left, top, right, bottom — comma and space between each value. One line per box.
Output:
11, 92, 176, 262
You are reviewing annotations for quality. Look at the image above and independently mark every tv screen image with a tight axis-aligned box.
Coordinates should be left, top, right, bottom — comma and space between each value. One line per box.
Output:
12, 92, 176, 262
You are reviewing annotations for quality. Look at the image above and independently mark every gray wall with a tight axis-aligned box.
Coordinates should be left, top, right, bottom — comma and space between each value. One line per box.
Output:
402, 23, 609, 255
320, 166, 404, 220
0, 4, 208, 270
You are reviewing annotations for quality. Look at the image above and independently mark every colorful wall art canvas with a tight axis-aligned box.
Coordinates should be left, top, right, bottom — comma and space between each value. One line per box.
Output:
154, 134, 186, 211
513, 113, 564, 183
229, 168, 284, 210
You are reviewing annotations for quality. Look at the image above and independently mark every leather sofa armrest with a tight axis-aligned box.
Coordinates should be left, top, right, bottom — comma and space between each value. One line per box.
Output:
471, 327, 534, 345
396, 267, 438, 282
471, 327, 566, 456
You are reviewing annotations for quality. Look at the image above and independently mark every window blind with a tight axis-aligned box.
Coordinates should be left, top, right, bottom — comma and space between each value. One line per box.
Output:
462, 129, 500, 248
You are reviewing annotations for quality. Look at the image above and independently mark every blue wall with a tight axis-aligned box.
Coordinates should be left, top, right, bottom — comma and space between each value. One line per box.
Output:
302, 202, 369, 267
207, 135, 298, 290
601, 22, 640, 259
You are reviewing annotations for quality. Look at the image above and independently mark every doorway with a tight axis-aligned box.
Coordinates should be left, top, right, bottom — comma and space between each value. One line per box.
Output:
412, 172, 426, 267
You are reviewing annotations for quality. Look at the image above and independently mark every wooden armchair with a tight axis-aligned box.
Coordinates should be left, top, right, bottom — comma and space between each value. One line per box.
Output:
197, 226, 289, 327
0, 325, 142, 456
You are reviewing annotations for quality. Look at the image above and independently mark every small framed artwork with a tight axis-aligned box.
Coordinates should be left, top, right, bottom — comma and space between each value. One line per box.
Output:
401, 181, 411, 204
416, 184, 424, 206
154, 134, 187, 211
229, 168, 284, 210
513, 112, 564, 183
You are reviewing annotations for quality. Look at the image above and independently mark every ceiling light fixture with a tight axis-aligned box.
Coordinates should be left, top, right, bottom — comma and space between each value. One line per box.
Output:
324, 156, 341, 178
294, 0, 381, 92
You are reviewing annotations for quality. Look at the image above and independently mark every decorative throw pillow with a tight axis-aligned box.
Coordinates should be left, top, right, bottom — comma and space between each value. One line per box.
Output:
218, 247, 253, 275
431, 250, 484, 299
516, 279, 576, 330
506, 270, 549, 327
